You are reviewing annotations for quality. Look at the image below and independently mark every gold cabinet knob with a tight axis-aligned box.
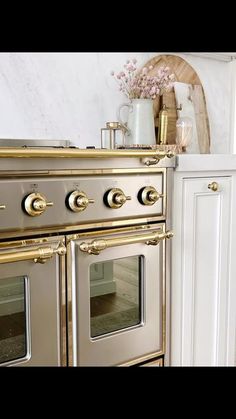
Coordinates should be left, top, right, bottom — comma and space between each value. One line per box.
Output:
138, 186, 164, 206
24, 193, 54, 216
208, 182, 219, 192
104, 188, 132, 209
0, 204, 6, 210
68, 190, 94, 212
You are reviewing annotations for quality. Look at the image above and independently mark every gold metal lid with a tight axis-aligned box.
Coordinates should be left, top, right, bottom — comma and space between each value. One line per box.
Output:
106, 122, 121, 129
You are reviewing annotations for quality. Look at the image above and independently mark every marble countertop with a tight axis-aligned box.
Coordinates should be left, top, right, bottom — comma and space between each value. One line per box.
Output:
175, 154, 236, 172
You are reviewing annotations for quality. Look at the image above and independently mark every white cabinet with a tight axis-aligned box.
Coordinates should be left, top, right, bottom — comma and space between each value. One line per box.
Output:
171, 171, 236, 366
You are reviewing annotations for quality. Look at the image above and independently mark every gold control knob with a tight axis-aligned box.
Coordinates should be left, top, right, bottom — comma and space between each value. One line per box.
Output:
138, 186, 164, 206
0, 204, 6, 210
24, 193, 54, 216
67, 191, 94, 212
208, 182, 219, 192
104, 188, 132, 209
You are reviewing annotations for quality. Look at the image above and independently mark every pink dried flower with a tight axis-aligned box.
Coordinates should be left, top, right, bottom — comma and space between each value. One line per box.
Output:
111, 58, 175, 100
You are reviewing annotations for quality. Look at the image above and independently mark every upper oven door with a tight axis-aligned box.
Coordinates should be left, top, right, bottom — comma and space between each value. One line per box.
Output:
68, 223, 171, 366
0, 237, 66, 367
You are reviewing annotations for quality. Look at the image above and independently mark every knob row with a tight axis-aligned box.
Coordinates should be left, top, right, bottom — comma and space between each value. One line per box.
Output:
20, 187, 164, 217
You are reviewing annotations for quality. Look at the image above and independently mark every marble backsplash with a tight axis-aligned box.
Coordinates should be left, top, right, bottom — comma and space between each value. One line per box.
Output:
0, 52, 232, 153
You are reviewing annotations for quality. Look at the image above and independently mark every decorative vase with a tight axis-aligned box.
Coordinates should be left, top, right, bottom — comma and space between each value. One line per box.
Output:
117, 98, 156, 147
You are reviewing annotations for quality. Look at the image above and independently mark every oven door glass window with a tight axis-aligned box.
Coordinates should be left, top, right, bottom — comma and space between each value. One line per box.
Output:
0, 276, 27, 365
90, 256, 142, 338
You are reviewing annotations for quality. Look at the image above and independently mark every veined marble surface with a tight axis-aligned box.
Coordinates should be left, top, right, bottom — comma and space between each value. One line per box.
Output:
0, 52, 232, 153
176, 154, 236, 171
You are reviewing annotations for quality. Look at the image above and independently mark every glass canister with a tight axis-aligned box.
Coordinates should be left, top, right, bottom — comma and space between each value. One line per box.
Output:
176, 116, 193, 152
101, 122, 125, 149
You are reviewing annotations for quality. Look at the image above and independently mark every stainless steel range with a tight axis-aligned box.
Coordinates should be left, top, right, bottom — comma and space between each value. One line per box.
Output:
0, 140, 175, 366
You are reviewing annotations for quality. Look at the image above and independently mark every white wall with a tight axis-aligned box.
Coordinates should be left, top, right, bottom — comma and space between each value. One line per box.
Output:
0, 52, 231, 153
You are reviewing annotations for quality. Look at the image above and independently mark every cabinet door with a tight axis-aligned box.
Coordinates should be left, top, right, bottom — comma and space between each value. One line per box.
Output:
171, 176, 232, 366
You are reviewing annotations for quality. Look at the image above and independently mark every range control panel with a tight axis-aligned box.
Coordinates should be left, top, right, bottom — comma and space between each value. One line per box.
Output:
0, 173, 165, 232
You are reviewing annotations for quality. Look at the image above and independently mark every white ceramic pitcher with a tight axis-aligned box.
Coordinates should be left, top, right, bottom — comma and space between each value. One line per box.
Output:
117, 98, 156, 147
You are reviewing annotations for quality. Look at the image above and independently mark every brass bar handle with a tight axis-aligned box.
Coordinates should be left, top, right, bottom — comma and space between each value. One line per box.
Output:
208, 181, 219, 192
79, 230, 174, 255
0, 243, 66, 265
0, 204, 6, 210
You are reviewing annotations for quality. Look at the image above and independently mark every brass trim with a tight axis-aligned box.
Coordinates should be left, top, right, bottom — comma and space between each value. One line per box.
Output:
0, 236, 63, 248
0, 167, 166, 177
66, 239, 76, 366
139, 357, 163, 367
0, 242, 66, 264
0, 204, 6, 210
0, 215, 165, 241
0, 147, 175, 161
120, 351, 164, 366
79, 230, 173, 255
67, 223, 159, 241
59, 243, 67, 366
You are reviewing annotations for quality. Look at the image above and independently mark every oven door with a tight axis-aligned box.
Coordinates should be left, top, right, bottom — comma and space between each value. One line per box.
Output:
68, 223, 172, 366
0, 237, 66, 366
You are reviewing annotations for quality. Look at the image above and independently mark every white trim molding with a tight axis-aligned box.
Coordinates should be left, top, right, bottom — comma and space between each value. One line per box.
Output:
229, 60, 236, 154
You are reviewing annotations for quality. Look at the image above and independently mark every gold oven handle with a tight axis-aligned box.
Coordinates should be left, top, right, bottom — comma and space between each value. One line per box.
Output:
0, 243, 66, 265
79, 230, 174, 255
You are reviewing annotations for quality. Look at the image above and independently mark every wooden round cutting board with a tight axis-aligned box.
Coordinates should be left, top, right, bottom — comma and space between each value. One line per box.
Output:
142, 54, 210, 153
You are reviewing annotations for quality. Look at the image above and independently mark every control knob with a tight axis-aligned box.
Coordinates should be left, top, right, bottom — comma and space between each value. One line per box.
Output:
104, 188, 131, 209
67, 190, 94, 212
23, 193, 54, 216
138, 186, 164, 206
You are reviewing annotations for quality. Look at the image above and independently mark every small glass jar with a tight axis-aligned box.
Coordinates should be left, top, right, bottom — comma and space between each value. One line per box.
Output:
176, 117, 193, 151
101, 122, 125, 149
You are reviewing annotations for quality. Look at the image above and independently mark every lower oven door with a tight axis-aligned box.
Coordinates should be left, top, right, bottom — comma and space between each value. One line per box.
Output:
68, 223, 171, 366
0, 237, 66, 366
